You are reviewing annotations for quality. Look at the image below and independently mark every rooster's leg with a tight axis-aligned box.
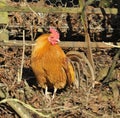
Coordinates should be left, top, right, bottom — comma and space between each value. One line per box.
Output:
52, 87, 57, 99
44, 86, 51, 100
45, 86, 48, 96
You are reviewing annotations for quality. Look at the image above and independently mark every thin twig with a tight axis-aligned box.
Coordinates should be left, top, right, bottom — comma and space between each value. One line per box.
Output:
42, 105, 79, 112
18, 30, 25, 82
25, 1, 39, 17
0, 24, 8, 34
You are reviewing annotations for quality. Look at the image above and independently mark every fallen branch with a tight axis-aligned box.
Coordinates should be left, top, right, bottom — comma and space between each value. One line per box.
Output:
102, 49, 120, 84
0, 98, 50, 118
0, 87, 50, 118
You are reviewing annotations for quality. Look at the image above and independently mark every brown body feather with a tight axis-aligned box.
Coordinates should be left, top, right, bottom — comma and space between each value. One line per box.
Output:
31, 34, 75, 96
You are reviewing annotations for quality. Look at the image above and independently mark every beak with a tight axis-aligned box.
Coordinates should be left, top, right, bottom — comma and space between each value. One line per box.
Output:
58, 39, 60, 42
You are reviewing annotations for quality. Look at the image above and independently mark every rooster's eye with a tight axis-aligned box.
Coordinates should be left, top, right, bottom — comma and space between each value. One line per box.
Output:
50, 36, 54, 39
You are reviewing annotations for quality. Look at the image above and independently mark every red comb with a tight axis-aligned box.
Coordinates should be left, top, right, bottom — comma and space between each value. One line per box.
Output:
49, 27, 60, 40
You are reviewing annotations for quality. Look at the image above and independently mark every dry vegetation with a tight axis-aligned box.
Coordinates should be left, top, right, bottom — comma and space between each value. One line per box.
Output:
0, 0, 120, 118
0, 45, 120, 118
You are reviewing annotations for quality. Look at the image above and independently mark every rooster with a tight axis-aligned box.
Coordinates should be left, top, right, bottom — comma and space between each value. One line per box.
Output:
31, 27, 75, 99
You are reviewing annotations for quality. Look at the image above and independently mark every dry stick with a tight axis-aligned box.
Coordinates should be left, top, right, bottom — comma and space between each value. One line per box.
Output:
102, 49, 120, 84
0, 88, 32, 118
0, 88, 5, 98
7, 101, 32, 118
0, 98, 50, 118
25, 1, 39, 41
0, 23, 8, 34
103, 42, 120, 48
1, 41, 120, 48
0, 87, 49, 117
25, 1, 39, 17
18, 30, 25, 82
79, 0, 95, 79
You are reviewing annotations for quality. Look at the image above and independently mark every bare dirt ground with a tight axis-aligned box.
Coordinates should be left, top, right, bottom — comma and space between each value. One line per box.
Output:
0, 0, 120, 118
0, 45, 120, 118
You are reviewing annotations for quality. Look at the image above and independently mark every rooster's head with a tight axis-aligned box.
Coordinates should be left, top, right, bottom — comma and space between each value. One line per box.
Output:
48, 27, 60, 45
